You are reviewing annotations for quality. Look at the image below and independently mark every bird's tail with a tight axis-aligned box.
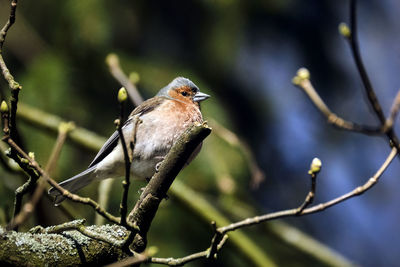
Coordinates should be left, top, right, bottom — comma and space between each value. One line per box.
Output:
48, 165, 97, 205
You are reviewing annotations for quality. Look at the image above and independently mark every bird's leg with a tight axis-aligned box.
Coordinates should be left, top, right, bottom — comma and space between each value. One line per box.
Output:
137, 156, 165, 195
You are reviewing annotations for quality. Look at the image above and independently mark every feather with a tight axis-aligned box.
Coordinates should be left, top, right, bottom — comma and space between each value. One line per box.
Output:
48, 165, 97, 205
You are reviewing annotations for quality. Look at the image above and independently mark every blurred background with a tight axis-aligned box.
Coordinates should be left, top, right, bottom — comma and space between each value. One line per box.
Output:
1, 0, 400, 266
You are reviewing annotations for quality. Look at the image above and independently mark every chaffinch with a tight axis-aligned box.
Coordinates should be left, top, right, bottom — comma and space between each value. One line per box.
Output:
49, 77, 210, 204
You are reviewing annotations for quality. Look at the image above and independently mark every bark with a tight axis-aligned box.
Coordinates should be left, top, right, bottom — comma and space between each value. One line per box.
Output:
0, 224, 129, 266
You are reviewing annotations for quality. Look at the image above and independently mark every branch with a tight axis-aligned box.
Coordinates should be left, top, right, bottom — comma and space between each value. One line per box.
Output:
209, 118, 265, 188
6, 122, 74, 230
116, 87, 140, 227
106, 235, 228, 267
95, 179, 115, 225
348, 0, 385, 124
296, 158, 321, 214
339, 0, 400, 150
218, 146, 396, 233
36, 219, 129, 248
0, 222, 131, 266
0, 0, 22, 144
127, 122, 212, 252
17, 102, 106, 152
0, 0, 17, 50
106, 53, 143, 106
151, 235, 228, 266
1, 101, 37, 231
292, 68, 380, 134
382, 89, 400, 133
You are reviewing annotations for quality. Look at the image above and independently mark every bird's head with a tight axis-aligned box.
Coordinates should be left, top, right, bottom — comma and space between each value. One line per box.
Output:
157, 77, 210, 105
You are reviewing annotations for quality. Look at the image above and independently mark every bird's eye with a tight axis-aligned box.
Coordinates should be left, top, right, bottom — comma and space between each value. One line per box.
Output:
181, 91, 188, 96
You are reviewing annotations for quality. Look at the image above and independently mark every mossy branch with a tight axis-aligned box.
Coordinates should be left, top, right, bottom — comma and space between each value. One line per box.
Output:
0, 223, 130, 266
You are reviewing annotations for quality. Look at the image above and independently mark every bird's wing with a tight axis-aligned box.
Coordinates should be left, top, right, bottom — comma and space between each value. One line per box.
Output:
129, 96, 165, 116
88, 97, 166, 168
88, 122, 127, 168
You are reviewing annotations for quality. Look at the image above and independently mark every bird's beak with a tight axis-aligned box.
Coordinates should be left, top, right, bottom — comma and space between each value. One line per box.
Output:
193, 91, 210, 102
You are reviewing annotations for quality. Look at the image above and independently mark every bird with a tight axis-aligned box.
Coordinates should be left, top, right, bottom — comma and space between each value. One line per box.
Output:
49, 77, 210, 204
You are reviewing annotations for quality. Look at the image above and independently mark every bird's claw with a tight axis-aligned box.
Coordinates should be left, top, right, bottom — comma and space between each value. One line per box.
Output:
155, 161, 163, 172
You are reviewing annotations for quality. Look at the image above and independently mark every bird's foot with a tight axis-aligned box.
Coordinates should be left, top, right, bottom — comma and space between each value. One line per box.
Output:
154, 156, 166, 172
155, 162, 162, 172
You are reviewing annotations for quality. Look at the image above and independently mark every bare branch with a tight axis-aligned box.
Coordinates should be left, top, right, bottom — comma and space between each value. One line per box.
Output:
348, 0, 385, 124
292, 68, 380, 135
218, 146, 397, 234
106, 53, 144, 106
7, 122, 74, 230
382, 89, 400, 133
296, 158, 321, 214
0, 0, 22, 148
0, 0, 17, 50
341, 0, 400, 149
116, 87, 141, 227
106, 234, 229, 267
209, 118, 265, 188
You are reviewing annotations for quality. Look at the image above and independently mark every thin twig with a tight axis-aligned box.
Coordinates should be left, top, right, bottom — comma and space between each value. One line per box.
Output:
293, 69, 380, 135
106, 234, 229, 267
116, 87, 130, 227
45, 122, 75, 174
105, 252, 149, 267
17, 102, 106, 152
152, 235, 229, 266
347, 0, 400, 149
382, 89, 400, 133
349, 0, 385, 124
296, 158, 321, 214
9, 176, 37, 231
209, 119, 265, 188
0, 0, 17, 50
95, 179, 115, 225
117, 88, 140, 227
0, 0, 21, 144
1, 102, 37, 231
7, 122, 74, 230
217, 146, 396, 234
106, 54, 143, 106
